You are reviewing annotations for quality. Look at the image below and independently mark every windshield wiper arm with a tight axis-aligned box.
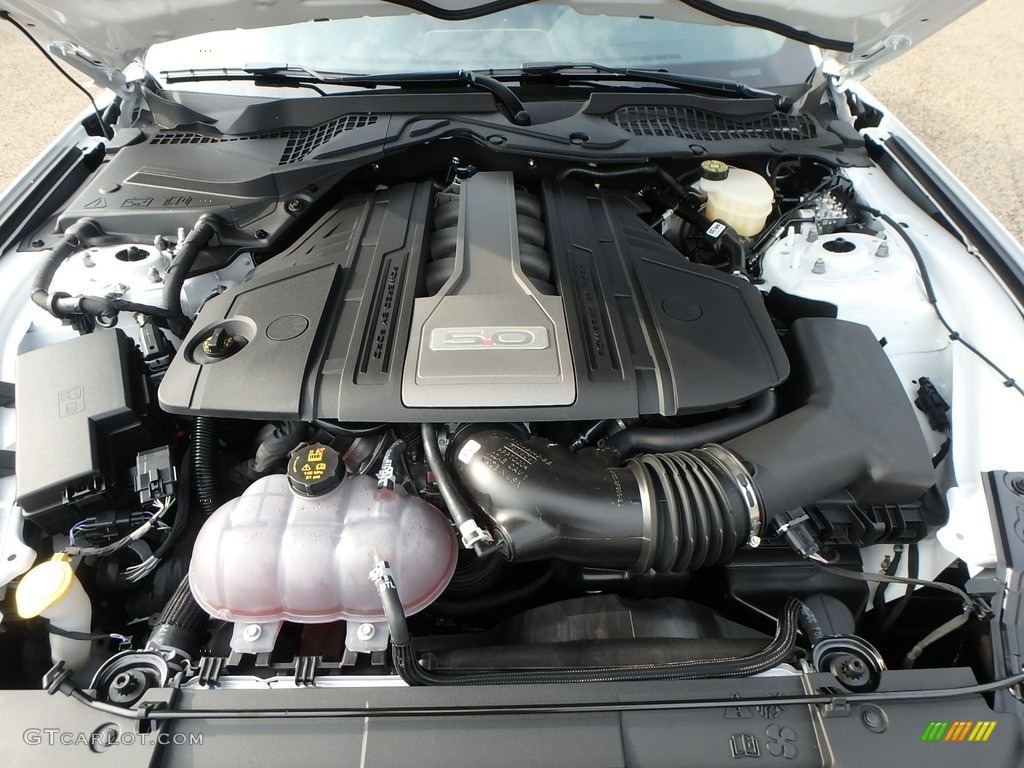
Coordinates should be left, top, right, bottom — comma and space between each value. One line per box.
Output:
161, 67, 532, 125
340, 70, 531, 125
521, 62, 791, 109
162, 65, 335, 94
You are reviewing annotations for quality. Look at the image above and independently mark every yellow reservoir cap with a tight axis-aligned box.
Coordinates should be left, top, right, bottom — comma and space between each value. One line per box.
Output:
16, 553, 75, 618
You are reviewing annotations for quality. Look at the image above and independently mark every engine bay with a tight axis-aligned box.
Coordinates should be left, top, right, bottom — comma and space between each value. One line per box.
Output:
0, 91, 993, 703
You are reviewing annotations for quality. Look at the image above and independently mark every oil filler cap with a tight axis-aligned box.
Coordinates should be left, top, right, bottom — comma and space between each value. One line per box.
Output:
287, 443, 342, 497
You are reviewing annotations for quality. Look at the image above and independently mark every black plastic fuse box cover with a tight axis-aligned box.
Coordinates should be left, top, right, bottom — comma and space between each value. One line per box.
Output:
15, 329, 153, 532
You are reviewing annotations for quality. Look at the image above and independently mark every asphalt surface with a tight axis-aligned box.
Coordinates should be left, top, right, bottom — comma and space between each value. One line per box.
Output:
0, 1, 1020, 243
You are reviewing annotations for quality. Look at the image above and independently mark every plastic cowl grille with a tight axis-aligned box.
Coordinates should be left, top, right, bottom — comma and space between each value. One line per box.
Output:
150, 114, 379, 164
608, 105, 817, 141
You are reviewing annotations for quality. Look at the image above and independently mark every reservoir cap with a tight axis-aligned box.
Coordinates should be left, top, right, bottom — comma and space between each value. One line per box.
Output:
700, 159, 730, 181
287, 443, 342, 496
16, 554, 75, 618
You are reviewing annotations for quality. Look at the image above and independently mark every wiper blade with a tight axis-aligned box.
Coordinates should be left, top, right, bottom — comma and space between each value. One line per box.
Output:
340, 70, 532, 125
521, 62, 791, 109
161, 67, 532, 125
161, 65, 338, 94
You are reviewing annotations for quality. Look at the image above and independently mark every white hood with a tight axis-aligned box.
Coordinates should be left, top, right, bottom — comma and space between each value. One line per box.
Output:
0, 0, 986, 88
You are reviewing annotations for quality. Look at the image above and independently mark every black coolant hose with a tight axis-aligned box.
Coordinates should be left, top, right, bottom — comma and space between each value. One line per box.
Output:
557, 165, 690, 199
162, 215, 219, 335
421, 423, 495, 555
606, 390, 777, 459
375, 558, 803, 685
376, 439, 408, 490
192, 417, 219, 516
146, 575, 208, 660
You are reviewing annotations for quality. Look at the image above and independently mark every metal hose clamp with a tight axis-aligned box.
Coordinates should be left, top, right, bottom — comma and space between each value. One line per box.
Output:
698, 444, 764, 547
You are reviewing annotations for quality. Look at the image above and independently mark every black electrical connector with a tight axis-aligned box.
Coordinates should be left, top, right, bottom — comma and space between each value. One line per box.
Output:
133, 447, 177, 504
773, 510, 826, 563
135, 314, 174, 372
914, 377, 951, 432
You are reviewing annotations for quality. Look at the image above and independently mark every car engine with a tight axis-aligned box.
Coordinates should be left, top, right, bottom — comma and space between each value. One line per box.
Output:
1, 123, 961, 699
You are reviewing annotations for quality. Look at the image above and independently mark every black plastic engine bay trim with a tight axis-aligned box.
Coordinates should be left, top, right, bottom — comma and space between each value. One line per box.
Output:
45, 668, 1024, 721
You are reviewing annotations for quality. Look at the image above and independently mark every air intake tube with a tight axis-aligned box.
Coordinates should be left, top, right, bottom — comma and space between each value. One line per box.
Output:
452, 432, 758, 572
451, 319, 936, 573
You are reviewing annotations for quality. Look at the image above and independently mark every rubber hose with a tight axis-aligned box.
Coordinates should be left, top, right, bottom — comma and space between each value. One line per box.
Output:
796, 602, 825, 646
607, 390, 777, 459
421, 423, 494, 556
192, 417, 219, 516
371, 562, 410, 646
30, 218, 97, 314
146, 575, 207, 659
556, 165, 689, 201
377, 439, 408, 489
162, 216, 218, 335
389, 598, 802, 686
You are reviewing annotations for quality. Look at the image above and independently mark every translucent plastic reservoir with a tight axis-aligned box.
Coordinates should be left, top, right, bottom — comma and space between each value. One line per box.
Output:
700, 167, 774, 237
189, 473, 458, 623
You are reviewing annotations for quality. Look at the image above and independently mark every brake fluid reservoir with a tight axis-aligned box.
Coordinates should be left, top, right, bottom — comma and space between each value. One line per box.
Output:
189, 444, 457, 623
698, 160, 774, 237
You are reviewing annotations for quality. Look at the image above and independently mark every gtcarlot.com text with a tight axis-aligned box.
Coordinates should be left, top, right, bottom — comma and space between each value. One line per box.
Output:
23, 728, 203, 748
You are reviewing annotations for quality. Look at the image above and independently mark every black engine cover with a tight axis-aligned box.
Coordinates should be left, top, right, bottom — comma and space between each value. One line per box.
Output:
159, 178, 789, 422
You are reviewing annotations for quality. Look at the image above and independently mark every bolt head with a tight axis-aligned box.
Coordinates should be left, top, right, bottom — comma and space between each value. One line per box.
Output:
242, 624, 262, 641
747, 535, 761, 548
112, 671, 138, 694
356, 623, 376, 640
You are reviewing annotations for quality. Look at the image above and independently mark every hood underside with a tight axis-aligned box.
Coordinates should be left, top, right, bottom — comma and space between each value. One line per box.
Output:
0, 0, 986, 88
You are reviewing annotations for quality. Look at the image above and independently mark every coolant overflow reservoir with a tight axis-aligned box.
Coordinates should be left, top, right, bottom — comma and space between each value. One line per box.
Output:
698, 160, 774, 237
189, 472, 458, 623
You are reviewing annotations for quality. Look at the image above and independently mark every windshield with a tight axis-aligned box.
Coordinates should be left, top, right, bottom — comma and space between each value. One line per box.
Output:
145, 6, 814, 92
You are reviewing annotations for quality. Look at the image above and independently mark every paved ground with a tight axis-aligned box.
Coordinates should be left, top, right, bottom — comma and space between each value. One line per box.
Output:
0, 1, 1019, 242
